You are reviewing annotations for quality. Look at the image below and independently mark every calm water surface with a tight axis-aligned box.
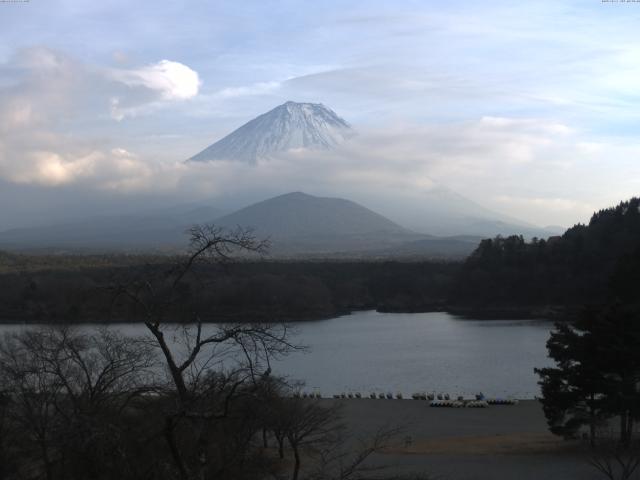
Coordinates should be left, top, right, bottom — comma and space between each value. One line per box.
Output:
283, 311, 553, 399
0, 311, 553, 399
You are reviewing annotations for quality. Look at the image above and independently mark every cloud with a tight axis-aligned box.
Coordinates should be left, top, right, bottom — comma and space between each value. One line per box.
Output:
0, 145, 156, 190
0, 46, 638, 228
109, 59, 201, 101
0, 47, 202, 190
17, 47, 72, 71
479, 116, 573, 136
0, 48, 202, 124
493, 196, 596, 226
10, 151, 98, 186
214, 81, 281, 99
0, 99, 36, 130
0, 81, 632, 229
161, 117, 636, 228
106, 59, 201, 120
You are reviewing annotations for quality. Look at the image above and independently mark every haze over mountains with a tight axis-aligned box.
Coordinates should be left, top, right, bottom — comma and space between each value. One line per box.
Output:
0, 192, 482, 257
0, 101, 562, 256
0, 204, 224, 251
364, 185, 553, 238
216, 192, 407, 237
187, 100, 560, 239
213, 192, 477, 256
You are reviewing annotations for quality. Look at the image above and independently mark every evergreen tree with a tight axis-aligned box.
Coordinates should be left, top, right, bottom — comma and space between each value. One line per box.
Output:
536, 305, 640, 446
535, 311, 609, 445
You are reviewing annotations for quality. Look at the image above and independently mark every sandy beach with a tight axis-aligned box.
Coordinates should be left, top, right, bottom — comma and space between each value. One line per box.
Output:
324, 399, 604, 480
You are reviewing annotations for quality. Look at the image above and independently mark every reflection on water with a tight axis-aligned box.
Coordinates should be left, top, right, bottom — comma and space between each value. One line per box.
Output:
279, 311, 553, 399
0, 311, 553, 399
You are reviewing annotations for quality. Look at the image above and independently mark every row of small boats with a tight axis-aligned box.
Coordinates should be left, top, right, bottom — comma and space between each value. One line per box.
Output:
429, 398, 518, 408
411, 392, 449, 401
332, 392, 400, 399
293, 390, 518, 406
430, 400, 488, 408
293, 391, 322, 399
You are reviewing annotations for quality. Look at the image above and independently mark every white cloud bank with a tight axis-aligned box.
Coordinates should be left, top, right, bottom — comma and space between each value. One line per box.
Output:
1, 47, 639, 228
0, 48, 199, 188
110, 60, 201, 100
108, 59, 201, 120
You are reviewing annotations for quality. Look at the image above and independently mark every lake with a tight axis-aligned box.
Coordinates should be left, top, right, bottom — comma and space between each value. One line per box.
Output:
0, 311, 553, 399
282, 311, 553, 399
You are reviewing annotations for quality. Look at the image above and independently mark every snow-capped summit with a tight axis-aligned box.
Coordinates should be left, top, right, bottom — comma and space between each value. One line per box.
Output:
188, 101, 353, 163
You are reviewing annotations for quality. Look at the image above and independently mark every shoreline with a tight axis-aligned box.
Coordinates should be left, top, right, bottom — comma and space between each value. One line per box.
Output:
326, 398, 597, 480
0, 304, 564, 324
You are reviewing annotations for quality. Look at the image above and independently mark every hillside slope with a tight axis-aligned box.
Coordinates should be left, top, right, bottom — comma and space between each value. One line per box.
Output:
189, 101, 353, 163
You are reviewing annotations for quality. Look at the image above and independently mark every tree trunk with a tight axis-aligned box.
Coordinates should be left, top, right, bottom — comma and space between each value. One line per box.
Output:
276, 435, 284, 459
164, 417, 189, 480
620, 411, 630, 448
292, 444, 300, 480
147, 326, 189, 401
262, 428, 268, 448
40, 442, 54, 480
589, 399, 596, 447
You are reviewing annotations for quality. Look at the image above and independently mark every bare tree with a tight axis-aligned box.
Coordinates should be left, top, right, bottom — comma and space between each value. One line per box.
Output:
25, 327, 155, 412
112, 225, 299, 480
587, 430, 640, 480
0, 331, 62, 480
278, 398, 343, 480
310, 426, 406, 480
0, 225, 432, 480
0, 389, 17, 479
0, 326, 156, 480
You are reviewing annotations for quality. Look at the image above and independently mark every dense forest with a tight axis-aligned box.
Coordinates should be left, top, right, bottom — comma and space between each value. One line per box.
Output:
1, 197, 639, 323
452, 197, 640, 315
0, 257, 458, 323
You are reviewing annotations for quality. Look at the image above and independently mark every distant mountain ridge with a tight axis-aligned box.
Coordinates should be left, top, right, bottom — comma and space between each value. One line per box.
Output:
364, 185, 556, 238
188, 101, 353, 163
0, 191, 480, 258
215, 192, 407, 237
213, 191, 481, 257
213, 191, 420, 255
0, 205, 223, 251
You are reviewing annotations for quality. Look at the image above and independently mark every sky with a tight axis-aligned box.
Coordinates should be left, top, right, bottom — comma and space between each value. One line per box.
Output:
1, 0, 640, 229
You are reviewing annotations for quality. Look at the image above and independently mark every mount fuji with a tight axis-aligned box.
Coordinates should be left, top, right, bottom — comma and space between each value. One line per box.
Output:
186, 100, 556, 239
188, 101, 353, 163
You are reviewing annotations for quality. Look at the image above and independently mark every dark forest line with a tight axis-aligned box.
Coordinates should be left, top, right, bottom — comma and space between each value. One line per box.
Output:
452, 197, 640, 317
1, 197, 639, 323
0, 260, 459, 323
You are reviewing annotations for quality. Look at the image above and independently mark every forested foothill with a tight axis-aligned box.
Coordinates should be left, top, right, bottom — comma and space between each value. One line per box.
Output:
0, 256, 458, 324
1, 197, 639, 324
530, 200, 640, 479
451, 197, 640, 317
